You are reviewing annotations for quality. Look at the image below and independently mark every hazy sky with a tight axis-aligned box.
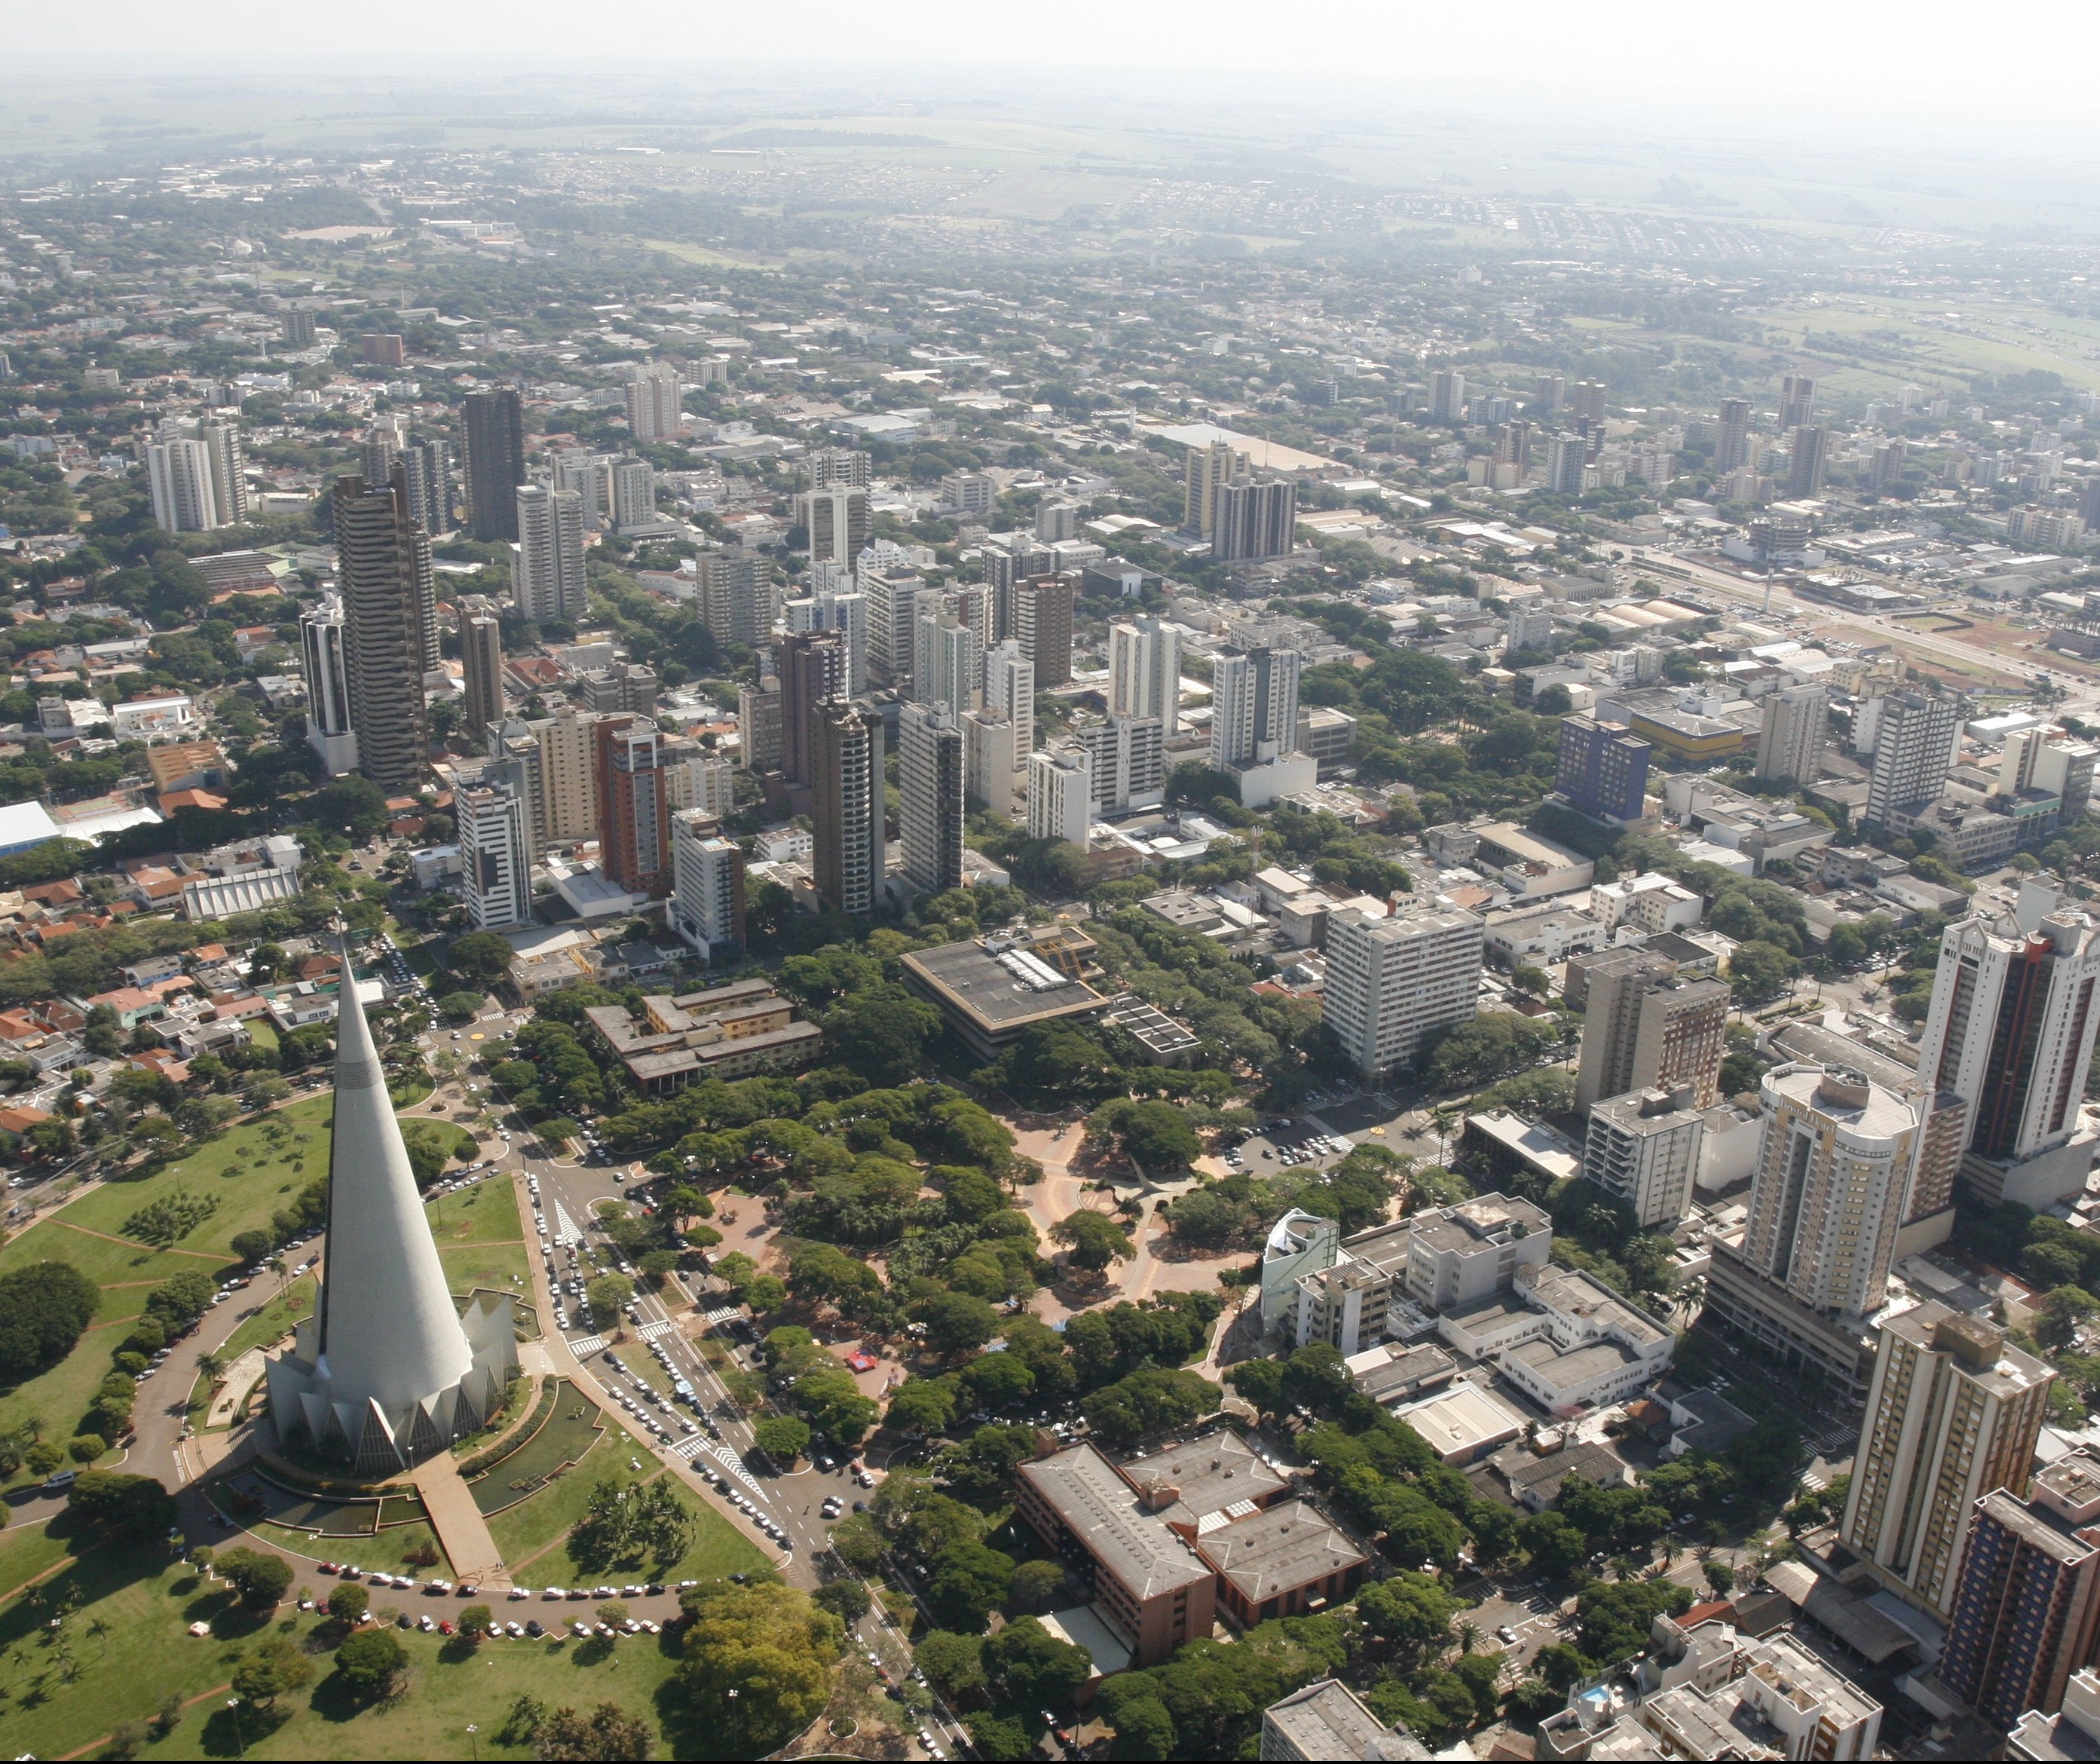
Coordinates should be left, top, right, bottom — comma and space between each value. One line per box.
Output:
17, 1, 2100, 147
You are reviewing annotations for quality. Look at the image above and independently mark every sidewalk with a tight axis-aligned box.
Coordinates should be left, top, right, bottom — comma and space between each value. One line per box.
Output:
409, 1451, 509, 1588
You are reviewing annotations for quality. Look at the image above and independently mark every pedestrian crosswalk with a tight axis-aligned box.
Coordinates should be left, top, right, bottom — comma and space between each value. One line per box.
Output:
693, 1440, 767, 1497
703, 1306, 742, 1326
639, 1321, 675, 1341
568, 1334, 607, 1356
550, 1201, 584, 1245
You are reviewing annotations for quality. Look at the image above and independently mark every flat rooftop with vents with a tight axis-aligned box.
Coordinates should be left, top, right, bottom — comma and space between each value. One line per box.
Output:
900, 933, 1109, 1059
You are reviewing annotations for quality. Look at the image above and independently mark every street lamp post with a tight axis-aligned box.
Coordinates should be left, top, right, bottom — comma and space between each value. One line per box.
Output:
227, 1698, 246, 1758
466, 1723, 479, 1762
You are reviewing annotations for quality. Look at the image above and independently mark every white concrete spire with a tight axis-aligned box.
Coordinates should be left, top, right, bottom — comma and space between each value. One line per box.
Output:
267, 948, 515, 1473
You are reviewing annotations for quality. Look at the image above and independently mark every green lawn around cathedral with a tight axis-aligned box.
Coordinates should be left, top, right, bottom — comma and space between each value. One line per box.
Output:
0, 1528, 699, 1760
0, 1098, 335, 1476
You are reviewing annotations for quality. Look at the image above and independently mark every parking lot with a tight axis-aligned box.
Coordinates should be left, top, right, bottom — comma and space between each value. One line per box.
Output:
1227, 1121, 1361, 1174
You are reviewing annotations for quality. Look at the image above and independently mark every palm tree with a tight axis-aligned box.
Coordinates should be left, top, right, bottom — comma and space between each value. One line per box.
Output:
197, 1354, 224, 1386
1456, 1621, 1480, 1655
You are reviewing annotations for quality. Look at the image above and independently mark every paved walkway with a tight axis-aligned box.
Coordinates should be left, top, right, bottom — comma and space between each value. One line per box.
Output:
409, 1451, 509, 1589
204, 1348, 266, 1428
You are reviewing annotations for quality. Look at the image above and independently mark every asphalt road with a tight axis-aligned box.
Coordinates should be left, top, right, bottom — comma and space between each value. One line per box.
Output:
465, 1012, 971, 1760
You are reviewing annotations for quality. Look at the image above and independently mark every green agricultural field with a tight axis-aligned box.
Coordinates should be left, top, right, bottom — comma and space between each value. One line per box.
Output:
0, 1521, 701, 1759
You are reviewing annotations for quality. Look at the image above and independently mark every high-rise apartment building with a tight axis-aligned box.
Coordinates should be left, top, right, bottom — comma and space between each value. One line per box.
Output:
145, 437, 222, 532
899, 701, 965, 896
737, 676, 782, 776
941, 471, 996, 516
1555, 715, 1652, 822
1843, 1303, 2054, 1621
1492, 419, 1534, 473
783, 589, 868, 694
281, 310, 317, 348
463, 388, 526, 542
1077, 715, 1165, 816
806, 448, 871, 490
553, 452, 610, 531
978, 536, 1055, 608
1213, 476, 1299, 562
194, 419, 247, 524
811, 703, 886, 917
1941, 1454, 2100, 1732
611, 457, 657, 533
1211, 646, 1303, 771
579, 662, 659, 720
1035, 498, 1079, 543
1015, 574, 1076, 688
1581, 1087, 1705, 1230
1705, 1062, 1962, 1394
1755, 684, 1827, 786
1865, 685, 1963, 830
1182, 440, 1241, 536
1740, 1064, 1921, 1319
669, 809, 745, 958
1574, 949, 1728, 1111
457, 781, 531, 930
1324, 907, 1486, 1081
2001, 726, 2099, 827
512, 484, 588, 625
333, 467, 436, 793
914, 604, 983, 713
777, 629, 849, 789
797, 488, 871, 565
456, 595, 506, 738
594, 717, 670, 897
1715, 397, 1753, 474
1570, 378, 1608, 424
1869, 438, 1906, 494
1430, 369, 1467, 424
624, 363, 684, 443
1788, 424, 1830, 497
531, 705, 602, 850
1544, 433, 1587, 496
663, 748, 733, 819
1780, 374, 1817, 430
1534, 372, 1566, 417
863, 568, 930, 691
299, 597, 359, 776
362, 422, 403, 488
963, 710, 1019, 816
1916, 899, 2100, 1198
984, 640, 1034, 767
1506, 605, 1554, 654
1028, 746, 1092, 846
400, 437, 455, 536
695, 551, 777, 651
1108, 617, 1182, 731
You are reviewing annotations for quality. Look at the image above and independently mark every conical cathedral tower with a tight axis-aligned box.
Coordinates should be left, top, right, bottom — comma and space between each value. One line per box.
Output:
266, 950, 515, 1473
